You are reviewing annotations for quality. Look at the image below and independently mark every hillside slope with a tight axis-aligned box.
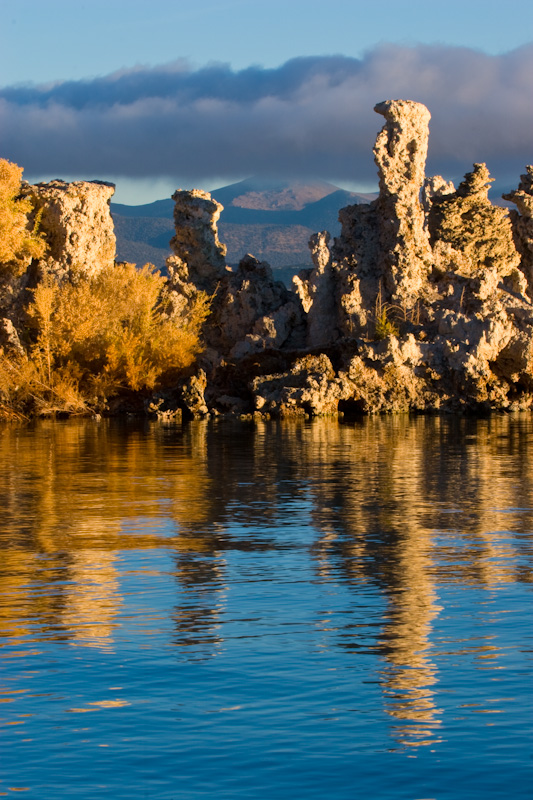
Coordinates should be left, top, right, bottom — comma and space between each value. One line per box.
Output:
112, 178, 374, 269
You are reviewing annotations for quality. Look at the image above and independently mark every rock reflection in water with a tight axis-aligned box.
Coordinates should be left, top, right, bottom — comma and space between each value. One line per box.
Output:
62, 544, 121, 651
0, 414, 532, 750
278, 415, 532, 745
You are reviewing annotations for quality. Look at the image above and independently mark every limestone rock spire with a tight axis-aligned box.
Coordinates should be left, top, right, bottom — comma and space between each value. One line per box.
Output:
373, 99, 433, 304
168, 189, 227, 291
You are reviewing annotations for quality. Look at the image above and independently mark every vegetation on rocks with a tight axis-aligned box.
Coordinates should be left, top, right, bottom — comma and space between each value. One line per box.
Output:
0, 159, 46, 276
1, 97, 533, 420
0, 263, 210, 418
0, 162, 209, 419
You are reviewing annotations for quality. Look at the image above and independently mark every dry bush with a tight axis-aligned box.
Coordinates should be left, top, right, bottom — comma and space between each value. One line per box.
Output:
0, 350, 89, 418
0, 262, 210, 416
0, 159, 46, 276
371, 282, 421, 340
372, 284, 399, 340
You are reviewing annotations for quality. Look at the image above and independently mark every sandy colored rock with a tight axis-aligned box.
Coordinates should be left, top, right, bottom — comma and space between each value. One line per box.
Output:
169, 190, 227, 291
214, 255, 304, 359
295, 100, 435, 343
178, 369, 209, 418
0, 317, 23, 355
373, 100, 433, 305
339, 335, 432, 414
428, 164, 522, 287
25, 180, 116, 280
293, 232, 338, 347
244, 101, 533, 415
251, 354, 344, 416
166, 191, 305, 363
422, 176, 455, 221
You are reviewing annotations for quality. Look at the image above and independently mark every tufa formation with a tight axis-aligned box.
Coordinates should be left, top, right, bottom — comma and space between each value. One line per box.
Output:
1, 99, 533, 418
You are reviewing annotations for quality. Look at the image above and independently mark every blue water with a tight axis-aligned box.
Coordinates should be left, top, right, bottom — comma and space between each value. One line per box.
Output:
0, 415, 532, 799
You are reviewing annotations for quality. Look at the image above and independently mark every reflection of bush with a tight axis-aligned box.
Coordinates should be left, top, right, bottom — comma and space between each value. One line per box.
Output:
0, 262, 210, 417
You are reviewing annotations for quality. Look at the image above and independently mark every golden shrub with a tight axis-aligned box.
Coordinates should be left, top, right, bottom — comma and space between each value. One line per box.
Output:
1, 261, 210, 416
0, 159, 46, 276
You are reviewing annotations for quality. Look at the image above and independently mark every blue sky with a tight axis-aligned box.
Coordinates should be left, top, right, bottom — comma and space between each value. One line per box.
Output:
1, 0, 532, 203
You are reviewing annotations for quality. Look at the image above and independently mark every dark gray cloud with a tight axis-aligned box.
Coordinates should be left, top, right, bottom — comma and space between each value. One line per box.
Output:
1, 44, 531, 188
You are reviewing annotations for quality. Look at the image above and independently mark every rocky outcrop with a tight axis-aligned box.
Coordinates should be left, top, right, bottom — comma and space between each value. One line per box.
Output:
166, 208, 305, 369
292, 232, 337, 348
168, 189, 227, 292
164, 99, 533, 417
0, 178, 116, 340
178, 369, 209, 418
2, 98, 532, 419
428, 163, 523, 290
373, 100, 433, 304
161, 189, 231, 328
251, 354, 344, 417
339, 335, 433, 414
210, 254, 304, 360
24, 180, 116, 281
294, 100, 434, 342
503, 166, 533, 297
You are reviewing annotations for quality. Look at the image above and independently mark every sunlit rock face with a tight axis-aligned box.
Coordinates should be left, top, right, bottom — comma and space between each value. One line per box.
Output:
292, 232, 338, 348
373, 99, 433, 304
0, 178, 116, 344
286, 103, 533, 415
428, 163, 522, 286
295, 99, 434, 343
25, 180, 116, 280
4, 98, 529, 418
102, 103, 533, 414
168, 189, 227, 292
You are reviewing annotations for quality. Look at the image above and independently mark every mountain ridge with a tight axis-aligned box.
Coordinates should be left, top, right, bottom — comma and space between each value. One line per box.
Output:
111, 177, 376, 268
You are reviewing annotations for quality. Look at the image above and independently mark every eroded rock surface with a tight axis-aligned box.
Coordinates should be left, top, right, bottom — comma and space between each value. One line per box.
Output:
428, 164, 522, 288
2, 98, 532, 418
178, 369, 209, 418
373, 100, 433, 304
169, 189, 227, 291
294, 100, 434, 342
251, 354, 344, 417
165, 198, 305, 372
208, 254, 304, 360
25, 180, 116, 280
284, 101, 533, 415
174, 99, 533, 416
293, 232, 338, 348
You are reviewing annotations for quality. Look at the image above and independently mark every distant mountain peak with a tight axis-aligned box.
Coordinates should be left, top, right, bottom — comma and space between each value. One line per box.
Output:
211, 177, 340, 212
111, 177, 378, 271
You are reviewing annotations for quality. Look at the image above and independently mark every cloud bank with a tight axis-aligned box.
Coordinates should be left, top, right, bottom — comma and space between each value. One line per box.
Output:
1, 43, 531, 188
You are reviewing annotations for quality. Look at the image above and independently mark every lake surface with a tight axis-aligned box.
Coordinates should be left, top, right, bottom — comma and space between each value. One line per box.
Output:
0, 415, 532, 799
